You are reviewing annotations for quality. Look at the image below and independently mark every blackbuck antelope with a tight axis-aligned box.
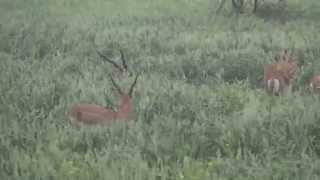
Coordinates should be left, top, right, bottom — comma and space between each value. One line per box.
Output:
263, 49, 299, 95
309, 74, 320, 94
67, 74, 139, 127
97, 49, 131, 78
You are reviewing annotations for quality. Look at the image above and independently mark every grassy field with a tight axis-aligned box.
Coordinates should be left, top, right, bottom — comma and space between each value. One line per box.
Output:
1, 0, 320, 179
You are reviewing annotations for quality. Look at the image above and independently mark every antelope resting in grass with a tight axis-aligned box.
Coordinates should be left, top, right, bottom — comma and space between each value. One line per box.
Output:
309, 74, 320, 95
263, 49, 299, 95
67, 74, 139, 127
97, 49, 131, 79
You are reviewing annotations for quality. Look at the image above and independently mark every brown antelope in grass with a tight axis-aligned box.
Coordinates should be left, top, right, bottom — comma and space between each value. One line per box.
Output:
67, 74, 139, 127
96, 49, 131, 79
263, 49, 299, 95
309, 74, 320, 95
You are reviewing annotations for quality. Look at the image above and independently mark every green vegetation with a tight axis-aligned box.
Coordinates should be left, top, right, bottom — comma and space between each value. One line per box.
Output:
1, 0, 320, 179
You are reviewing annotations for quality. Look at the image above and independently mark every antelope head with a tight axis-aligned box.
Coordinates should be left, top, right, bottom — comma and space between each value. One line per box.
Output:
277, 49, 299, 82
108, 73, 139, 120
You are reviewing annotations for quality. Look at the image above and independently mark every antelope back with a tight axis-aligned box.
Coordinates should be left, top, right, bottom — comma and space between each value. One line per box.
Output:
67, 104, 117, 127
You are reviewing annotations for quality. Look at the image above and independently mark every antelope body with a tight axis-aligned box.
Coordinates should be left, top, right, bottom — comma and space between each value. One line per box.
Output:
263, 50, 299, 95
67, 49, 139, 127
68, 95, 132, 127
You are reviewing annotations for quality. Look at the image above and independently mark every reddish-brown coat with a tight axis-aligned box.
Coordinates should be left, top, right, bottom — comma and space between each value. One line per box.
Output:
67, 73, 139, 127
67, 95, 132, 127
263, 50, 299, 95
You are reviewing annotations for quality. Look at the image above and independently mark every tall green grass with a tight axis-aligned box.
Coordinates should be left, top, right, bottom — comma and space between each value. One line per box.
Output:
1, 0, 320, 179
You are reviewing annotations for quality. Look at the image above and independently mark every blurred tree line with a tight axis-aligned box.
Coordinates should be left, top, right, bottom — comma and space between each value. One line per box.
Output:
211, 0, 287, 14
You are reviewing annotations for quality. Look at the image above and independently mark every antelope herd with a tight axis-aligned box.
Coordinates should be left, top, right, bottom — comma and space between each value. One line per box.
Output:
66, 48, 319, 127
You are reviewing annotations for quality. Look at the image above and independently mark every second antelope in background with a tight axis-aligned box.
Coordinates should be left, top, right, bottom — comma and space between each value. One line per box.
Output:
263, 49, 299, 95
309, 74, 320, 94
